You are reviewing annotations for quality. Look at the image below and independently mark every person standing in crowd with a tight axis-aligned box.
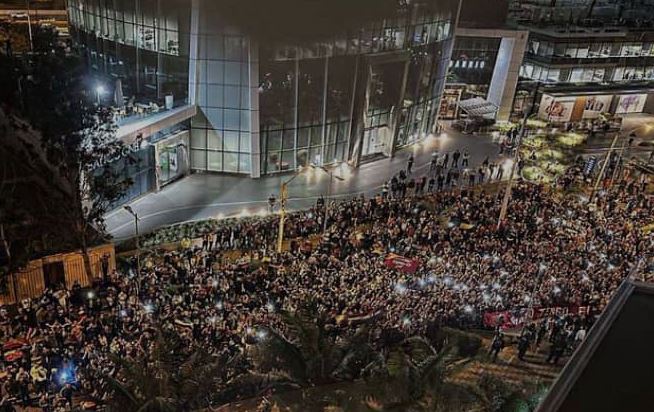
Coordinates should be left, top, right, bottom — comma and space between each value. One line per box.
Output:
407, 154, 415, 174
547, 332, 568, 365
518, 324, 535, 361
468, 169, 476, 187
59, 383, 74, 409
437, 173, 445, 191
518, 158, 525, 177
0, 153, 646, 410
489, 332, 505, 362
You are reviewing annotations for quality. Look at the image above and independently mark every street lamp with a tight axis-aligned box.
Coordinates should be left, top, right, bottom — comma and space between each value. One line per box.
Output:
310, 163, 345, 233
123, 205, 140, 275
95, 85, 106, 105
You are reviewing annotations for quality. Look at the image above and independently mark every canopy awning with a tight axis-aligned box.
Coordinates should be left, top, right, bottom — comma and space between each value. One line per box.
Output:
458, 97, 498, 117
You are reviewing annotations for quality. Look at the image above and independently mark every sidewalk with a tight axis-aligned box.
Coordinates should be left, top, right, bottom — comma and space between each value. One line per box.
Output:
105, 125, 507, 241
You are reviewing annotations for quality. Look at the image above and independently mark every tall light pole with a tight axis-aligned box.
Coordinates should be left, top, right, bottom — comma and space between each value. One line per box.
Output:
276, 168, 306, 253
310, 164, 345, 233
497, 82, 540, 229
589, 134, 619, 203
123, 206, 140, 275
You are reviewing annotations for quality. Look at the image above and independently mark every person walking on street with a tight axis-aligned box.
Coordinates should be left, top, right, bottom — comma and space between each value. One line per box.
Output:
462, 149, 470, 167
418, 176, 427, 194
382, 182, 389, 199
437, 173, 445, 191
268, 194, 277, 213
407, 154, 414, 174
452, 149, 461, 168
430, 151, 438, 173
496, 163, 504, 180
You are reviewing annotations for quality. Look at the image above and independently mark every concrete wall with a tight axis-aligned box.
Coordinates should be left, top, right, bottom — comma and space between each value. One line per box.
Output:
455, 28, 528, 121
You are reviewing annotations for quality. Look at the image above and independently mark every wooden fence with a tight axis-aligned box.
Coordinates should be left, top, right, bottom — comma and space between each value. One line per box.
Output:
0, 244, 115, 305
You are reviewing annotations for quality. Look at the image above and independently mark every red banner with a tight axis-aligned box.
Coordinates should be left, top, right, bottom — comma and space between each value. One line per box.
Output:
483, 305, 593, 330
384, 253, 420, 274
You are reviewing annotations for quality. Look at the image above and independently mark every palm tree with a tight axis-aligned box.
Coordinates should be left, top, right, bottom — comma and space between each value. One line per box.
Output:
103, 329, 230, 412
249, 303, 380, 386
361, 336, 455, 411
467, 373, 535, 412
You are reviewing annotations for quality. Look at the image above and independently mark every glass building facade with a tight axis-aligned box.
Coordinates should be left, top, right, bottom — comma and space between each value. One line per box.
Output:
521, 36, 654, 83
68, 0, 460, 177
68, 0, 192, 106
449, 36, 502, 97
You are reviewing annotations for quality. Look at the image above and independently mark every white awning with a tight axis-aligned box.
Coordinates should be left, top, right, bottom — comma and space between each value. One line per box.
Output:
458, 97, 498, 117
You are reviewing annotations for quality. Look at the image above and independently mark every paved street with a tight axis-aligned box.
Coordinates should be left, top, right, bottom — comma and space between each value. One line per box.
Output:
105, 125, 505, 241
105, 114, 654, 241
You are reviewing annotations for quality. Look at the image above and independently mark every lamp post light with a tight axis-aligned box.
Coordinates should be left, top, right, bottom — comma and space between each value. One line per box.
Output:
123, 205, 140, 276
95, 85, 106, 105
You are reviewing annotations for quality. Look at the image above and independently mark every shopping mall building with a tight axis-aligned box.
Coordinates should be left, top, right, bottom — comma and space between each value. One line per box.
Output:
512, 0, 654, 122
66, 0, 460, 203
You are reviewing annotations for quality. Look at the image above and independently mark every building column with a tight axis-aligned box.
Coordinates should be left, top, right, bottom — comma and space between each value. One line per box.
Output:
320, 55, 329, 165
293, 52, 300, 169
350, 62, 372, 168
249, 40, 261, 178
134, 0, 141, 95
389, 59, 411, 158
187, 0, 200, 106
486, 31, 528, 122
345, 55, 360, 164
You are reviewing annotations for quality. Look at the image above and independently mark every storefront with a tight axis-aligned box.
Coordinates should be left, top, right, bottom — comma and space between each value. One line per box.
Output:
439, 85, 465, 120
536, 90, 654, 123
154, 130, 190, 189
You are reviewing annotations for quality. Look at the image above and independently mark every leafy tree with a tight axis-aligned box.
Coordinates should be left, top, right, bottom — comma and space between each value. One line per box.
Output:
0, 29, 130, 284
363, 337, 455, 411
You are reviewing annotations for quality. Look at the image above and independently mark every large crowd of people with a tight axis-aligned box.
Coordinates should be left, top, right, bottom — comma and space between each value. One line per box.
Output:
0, 155, 651, 410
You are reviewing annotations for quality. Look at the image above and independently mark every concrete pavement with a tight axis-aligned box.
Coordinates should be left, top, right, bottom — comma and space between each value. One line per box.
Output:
105, 113, 654, 242
105, 126, 506, 241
